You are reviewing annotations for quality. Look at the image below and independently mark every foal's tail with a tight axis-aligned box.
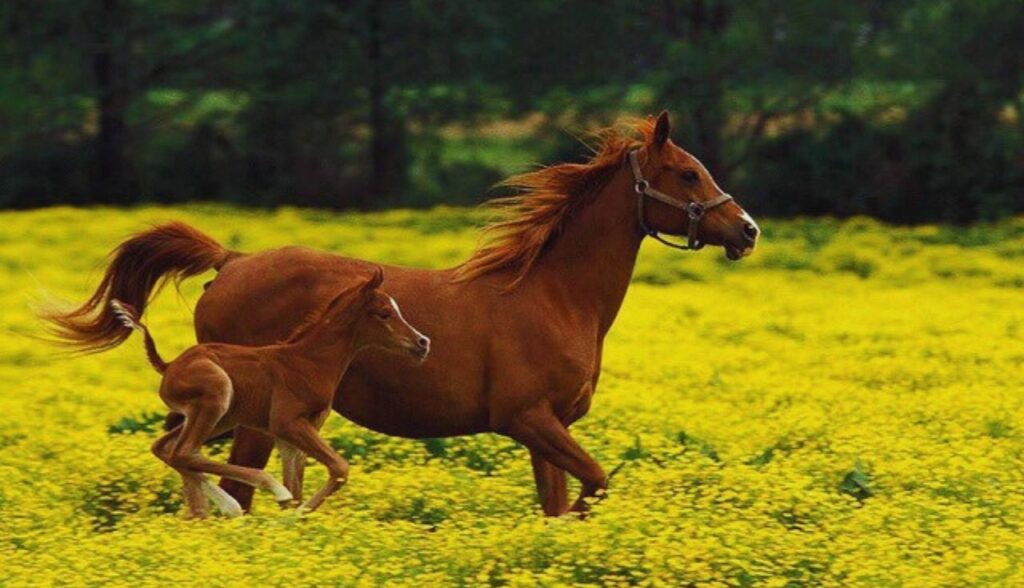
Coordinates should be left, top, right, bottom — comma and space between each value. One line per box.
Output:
110, 300, 167, 374
39, 222, 238, 354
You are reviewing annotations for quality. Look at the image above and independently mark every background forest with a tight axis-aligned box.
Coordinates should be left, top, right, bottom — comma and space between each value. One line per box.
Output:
1, 0, 1021, 222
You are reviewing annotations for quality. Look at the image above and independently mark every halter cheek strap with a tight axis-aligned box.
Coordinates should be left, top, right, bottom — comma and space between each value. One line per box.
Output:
628, 149, 733, 250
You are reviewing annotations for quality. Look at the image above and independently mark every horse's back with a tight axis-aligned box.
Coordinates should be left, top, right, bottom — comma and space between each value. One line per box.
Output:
196, 247, 372, 346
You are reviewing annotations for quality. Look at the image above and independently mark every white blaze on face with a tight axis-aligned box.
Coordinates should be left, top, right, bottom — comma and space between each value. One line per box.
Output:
388, 296, 402, 334
687, 148, 759, 251
389, 296, 428, 344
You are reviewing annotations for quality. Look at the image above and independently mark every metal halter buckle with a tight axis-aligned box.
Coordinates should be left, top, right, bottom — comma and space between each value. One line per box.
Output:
687, 202, 705, 220
628, 148, 734, 252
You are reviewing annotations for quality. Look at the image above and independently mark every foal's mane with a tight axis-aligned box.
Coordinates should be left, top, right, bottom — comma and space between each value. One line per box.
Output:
454, 118, 655, 290
281, 287, 359, 344
282, 306, 332, 344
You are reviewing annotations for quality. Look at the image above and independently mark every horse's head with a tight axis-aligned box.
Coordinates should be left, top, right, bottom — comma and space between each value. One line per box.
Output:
633, 111, 759, 260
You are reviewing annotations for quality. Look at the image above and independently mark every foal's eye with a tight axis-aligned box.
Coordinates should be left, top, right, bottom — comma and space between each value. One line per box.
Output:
680, 170, 700, 184
378, 312, 392, 320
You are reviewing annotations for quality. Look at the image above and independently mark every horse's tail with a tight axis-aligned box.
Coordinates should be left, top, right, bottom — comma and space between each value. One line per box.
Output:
39, 221, 238, 354
110, 300, 168, 374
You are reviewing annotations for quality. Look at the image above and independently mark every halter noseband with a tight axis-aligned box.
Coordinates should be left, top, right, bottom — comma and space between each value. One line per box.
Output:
628, 149, 733, 250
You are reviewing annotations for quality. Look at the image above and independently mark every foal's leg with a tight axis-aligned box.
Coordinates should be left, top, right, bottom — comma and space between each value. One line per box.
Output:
277, 440, 306, 504
219, 428, 276, 512
508, 408, 607, 515
152, 426, 209, 519
169, 402, 294, 508
157, 416, 246, 517
529, 450, 570, 516
272, 418, 349, 513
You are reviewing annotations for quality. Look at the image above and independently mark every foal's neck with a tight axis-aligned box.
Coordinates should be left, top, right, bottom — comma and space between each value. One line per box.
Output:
285, 321, 359, 385
531, 165, 643, 336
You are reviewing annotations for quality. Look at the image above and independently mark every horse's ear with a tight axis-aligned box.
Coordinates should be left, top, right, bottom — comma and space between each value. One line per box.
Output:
653, 110, 671, 146
362, 266, 384, 295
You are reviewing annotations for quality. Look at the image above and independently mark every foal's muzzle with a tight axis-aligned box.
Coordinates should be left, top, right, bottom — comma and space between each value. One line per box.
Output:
409, 335, 430, 361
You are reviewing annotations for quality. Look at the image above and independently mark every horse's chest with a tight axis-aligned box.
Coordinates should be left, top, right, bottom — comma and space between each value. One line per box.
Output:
548, 348, 602, 423
561, 380, 596, 424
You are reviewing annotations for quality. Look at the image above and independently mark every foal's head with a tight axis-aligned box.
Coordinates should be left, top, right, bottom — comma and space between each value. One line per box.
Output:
321, 267, 430, 362
636, 111, 760, 260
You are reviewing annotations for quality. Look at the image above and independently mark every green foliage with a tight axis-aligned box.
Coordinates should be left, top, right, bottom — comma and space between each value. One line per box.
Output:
839, 464, 874, 502
108, 412, 166, 435
0, 1, 1020, 221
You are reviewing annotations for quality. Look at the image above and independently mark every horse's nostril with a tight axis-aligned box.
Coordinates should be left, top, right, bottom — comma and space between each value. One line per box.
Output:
742, 223, 759, 242
417, 337, 430, 348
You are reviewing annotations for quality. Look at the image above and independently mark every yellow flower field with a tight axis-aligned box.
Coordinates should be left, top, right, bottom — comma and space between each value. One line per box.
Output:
1, 205, 1023, 586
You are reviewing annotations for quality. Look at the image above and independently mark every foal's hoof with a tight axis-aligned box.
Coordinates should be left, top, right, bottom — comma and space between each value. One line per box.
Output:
269, 485, 294, 504
200, 483, 244, 518
219, 500, 244, 518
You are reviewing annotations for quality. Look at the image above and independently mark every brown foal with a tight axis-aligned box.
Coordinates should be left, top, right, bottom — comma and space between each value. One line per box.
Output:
110, 267, 429, 517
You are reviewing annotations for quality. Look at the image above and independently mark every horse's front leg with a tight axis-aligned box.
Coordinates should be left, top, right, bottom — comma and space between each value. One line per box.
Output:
529, 450, 569, 516
509, 407, 607, 515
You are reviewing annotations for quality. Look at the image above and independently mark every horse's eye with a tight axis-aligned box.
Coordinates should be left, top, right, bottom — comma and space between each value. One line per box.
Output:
680, 170, 700, 184
378, 312, 391, 320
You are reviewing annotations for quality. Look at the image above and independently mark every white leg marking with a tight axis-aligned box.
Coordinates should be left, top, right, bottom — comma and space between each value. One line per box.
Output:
268, 481, 294, 503
201, 480, 244, 517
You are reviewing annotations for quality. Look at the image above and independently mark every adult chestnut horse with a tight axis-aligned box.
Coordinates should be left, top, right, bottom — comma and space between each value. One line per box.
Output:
45, 112, 759, 515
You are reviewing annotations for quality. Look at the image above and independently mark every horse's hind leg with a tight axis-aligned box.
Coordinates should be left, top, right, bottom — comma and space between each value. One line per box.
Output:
219, 428, 276, 512
529, 450, 569, 516
271, 418, 349, 513
508, 408, 607, 516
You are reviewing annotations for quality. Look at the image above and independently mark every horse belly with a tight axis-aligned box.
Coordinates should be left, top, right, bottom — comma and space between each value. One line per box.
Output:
335, 350, 492, 438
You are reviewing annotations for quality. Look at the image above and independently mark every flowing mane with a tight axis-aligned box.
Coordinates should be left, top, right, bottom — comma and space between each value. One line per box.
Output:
281, 302, 337, 344
454, 118, 656, 290
280, 287, 357, 344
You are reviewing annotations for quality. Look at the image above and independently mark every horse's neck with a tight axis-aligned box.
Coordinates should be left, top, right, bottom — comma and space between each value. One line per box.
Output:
530, 168, 643, 336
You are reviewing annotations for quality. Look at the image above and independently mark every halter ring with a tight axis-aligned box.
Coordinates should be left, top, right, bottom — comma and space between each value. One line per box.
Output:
687, 202, 706, 220
627, 148, 733, 251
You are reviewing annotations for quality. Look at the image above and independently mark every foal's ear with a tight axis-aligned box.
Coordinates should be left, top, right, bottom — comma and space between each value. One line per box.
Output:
361, 266, 384, 296
652, 110, 671, 146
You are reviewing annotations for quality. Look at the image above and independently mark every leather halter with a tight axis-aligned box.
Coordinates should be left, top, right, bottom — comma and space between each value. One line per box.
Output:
628, 149, 733, 250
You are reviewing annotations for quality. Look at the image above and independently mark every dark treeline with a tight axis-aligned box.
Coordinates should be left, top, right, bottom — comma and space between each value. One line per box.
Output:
1, 0, 1021, 222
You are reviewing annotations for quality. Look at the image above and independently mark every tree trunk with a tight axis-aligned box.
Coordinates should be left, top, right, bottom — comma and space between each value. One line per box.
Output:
92, 0, 133, 203
692, 79, 727, 183
660, 0, 731, 184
